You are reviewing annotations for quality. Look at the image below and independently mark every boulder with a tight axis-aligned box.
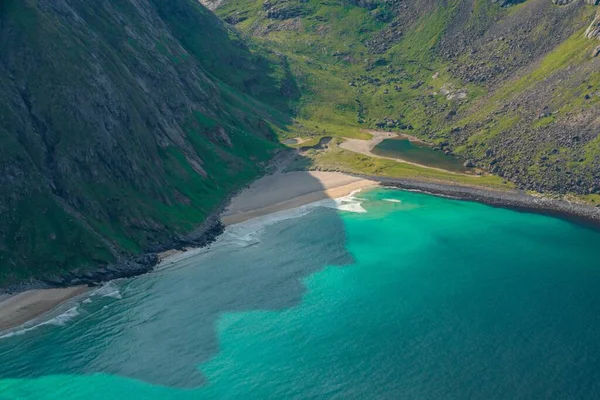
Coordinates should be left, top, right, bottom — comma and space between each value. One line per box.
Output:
585, 14, 600, 41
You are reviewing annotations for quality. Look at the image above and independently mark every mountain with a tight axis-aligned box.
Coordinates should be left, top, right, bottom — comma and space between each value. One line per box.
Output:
214, 0, 600, 195
0, 0, 298, 284
1, 0, 599, 285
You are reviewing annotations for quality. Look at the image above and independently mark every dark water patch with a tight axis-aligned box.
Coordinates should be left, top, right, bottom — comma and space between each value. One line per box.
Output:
372, 137, 472, 173
0, 207, 353, 389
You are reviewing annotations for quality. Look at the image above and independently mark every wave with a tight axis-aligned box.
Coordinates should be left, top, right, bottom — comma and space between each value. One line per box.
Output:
224, 206, 314, 247
0, 307, 80, 340
90, 282, 122, 299
225, 189, 369, 246
319, 189, 367, 213
383, 198, 402, 203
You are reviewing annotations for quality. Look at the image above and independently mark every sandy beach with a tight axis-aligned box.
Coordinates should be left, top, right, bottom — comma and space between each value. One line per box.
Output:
0, 286, 88, 332
221, 171, 377, 225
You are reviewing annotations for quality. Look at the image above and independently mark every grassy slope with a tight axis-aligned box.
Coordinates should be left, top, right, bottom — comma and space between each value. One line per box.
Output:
217, 0, 471, 139
216, 0, 599, 195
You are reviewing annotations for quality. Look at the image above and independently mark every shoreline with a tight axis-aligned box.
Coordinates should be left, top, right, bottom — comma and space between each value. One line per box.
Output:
221, 175, 376, 226
367, 176, 600, 228
0, 286, 89, 332
2, 170, 600, 335
0, 171, 376, 334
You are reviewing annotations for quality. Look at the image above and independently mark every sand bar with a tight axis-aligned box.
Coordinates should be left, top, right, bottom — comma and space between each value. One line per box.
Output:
0, 286, 88, 332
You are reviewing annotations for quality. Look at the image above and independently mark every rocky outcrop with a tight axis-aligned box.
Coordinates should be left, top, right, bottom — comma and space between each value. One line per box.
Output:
552, 0, 574, 5
585, 13, 600, 56
263, 0, 310, 20
586, 14, 600, 40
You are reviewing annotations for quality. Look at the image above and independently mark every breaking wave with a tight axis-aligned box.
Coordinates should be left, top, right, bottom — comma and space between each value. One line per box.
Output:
0, 307, 80, 340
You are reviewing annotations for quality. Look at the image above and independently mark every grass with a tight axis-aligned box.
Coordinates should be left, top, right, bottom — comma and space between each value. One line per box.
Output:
301, 142, 513, 190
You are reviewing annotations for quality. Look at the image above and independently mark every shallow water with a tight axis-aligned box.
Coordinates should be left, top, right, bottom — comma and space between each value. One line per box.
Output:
372, 138, 471, 172
1, 189, 600, 399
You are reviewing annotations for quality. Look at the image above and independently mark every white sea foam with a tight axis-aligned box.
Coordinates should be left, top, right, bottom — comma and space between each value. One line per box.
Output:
224, 206, 315, 246
90, 282, 122, 299
0, 307, 80, 340
383, 198, 402, 203
319, 189, 367, 213
226, 189, 368, 244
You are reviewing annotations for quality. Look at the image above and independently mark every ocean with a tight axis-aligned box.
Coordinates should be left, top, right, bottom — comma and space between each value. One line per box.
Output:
1, 188, 600, 399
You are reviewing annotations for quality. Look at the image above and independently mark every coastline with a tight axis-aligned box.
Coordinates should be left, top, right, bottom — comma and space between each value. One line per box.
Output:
0, 286, 89, 332
2, 169, 600, 335
0, 171, 376, 333
221, 171, 377, 226
368, 176, 600, 228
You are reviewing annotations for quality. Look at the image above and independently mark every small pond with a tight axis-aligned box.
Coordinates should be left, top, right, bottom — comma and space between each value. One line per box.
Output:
372, 137, 473, 173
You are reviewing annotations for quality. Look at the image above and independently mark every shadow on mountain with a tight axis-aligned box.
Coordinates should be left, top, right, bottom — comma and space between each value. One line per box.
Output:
0, 153, 355, 389
0, 0, 299, 283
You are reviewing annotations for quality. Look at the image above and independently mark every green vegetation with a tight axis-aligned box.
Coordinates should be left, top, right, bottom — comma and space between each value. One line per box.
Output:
295, 140, 512, 190
0, 0, 292, 283
217, 0, 600, 198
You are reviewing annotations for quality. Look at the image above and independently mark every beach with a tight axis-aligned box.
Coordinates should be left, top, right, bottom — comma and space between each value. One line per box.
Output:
0, 286, 88, 332
222, 171, 377, 225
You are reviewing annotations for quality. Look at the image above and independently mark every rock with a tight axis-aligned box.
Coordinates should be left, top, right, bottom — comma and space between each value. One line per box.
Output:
464, 160, 475, 168
44, 276, 67, 287
585, 14, 600, 40
134, 253, 158, 267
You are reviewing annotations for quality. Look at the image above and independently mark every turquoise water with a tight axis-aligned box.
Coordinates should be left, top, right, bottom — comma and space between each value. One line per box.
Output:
2, 189, 600, 399
372, 138, 471, 173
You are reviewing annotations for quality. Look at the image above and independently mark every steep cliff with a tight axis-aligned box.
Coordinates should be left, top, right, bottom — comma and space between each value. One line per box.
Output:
0, 0, 297, 284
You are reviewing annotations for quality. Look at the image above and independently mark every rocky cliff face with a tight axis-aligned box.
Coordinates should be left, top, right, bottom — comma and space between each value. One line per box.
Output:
0, 0, 297, 284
